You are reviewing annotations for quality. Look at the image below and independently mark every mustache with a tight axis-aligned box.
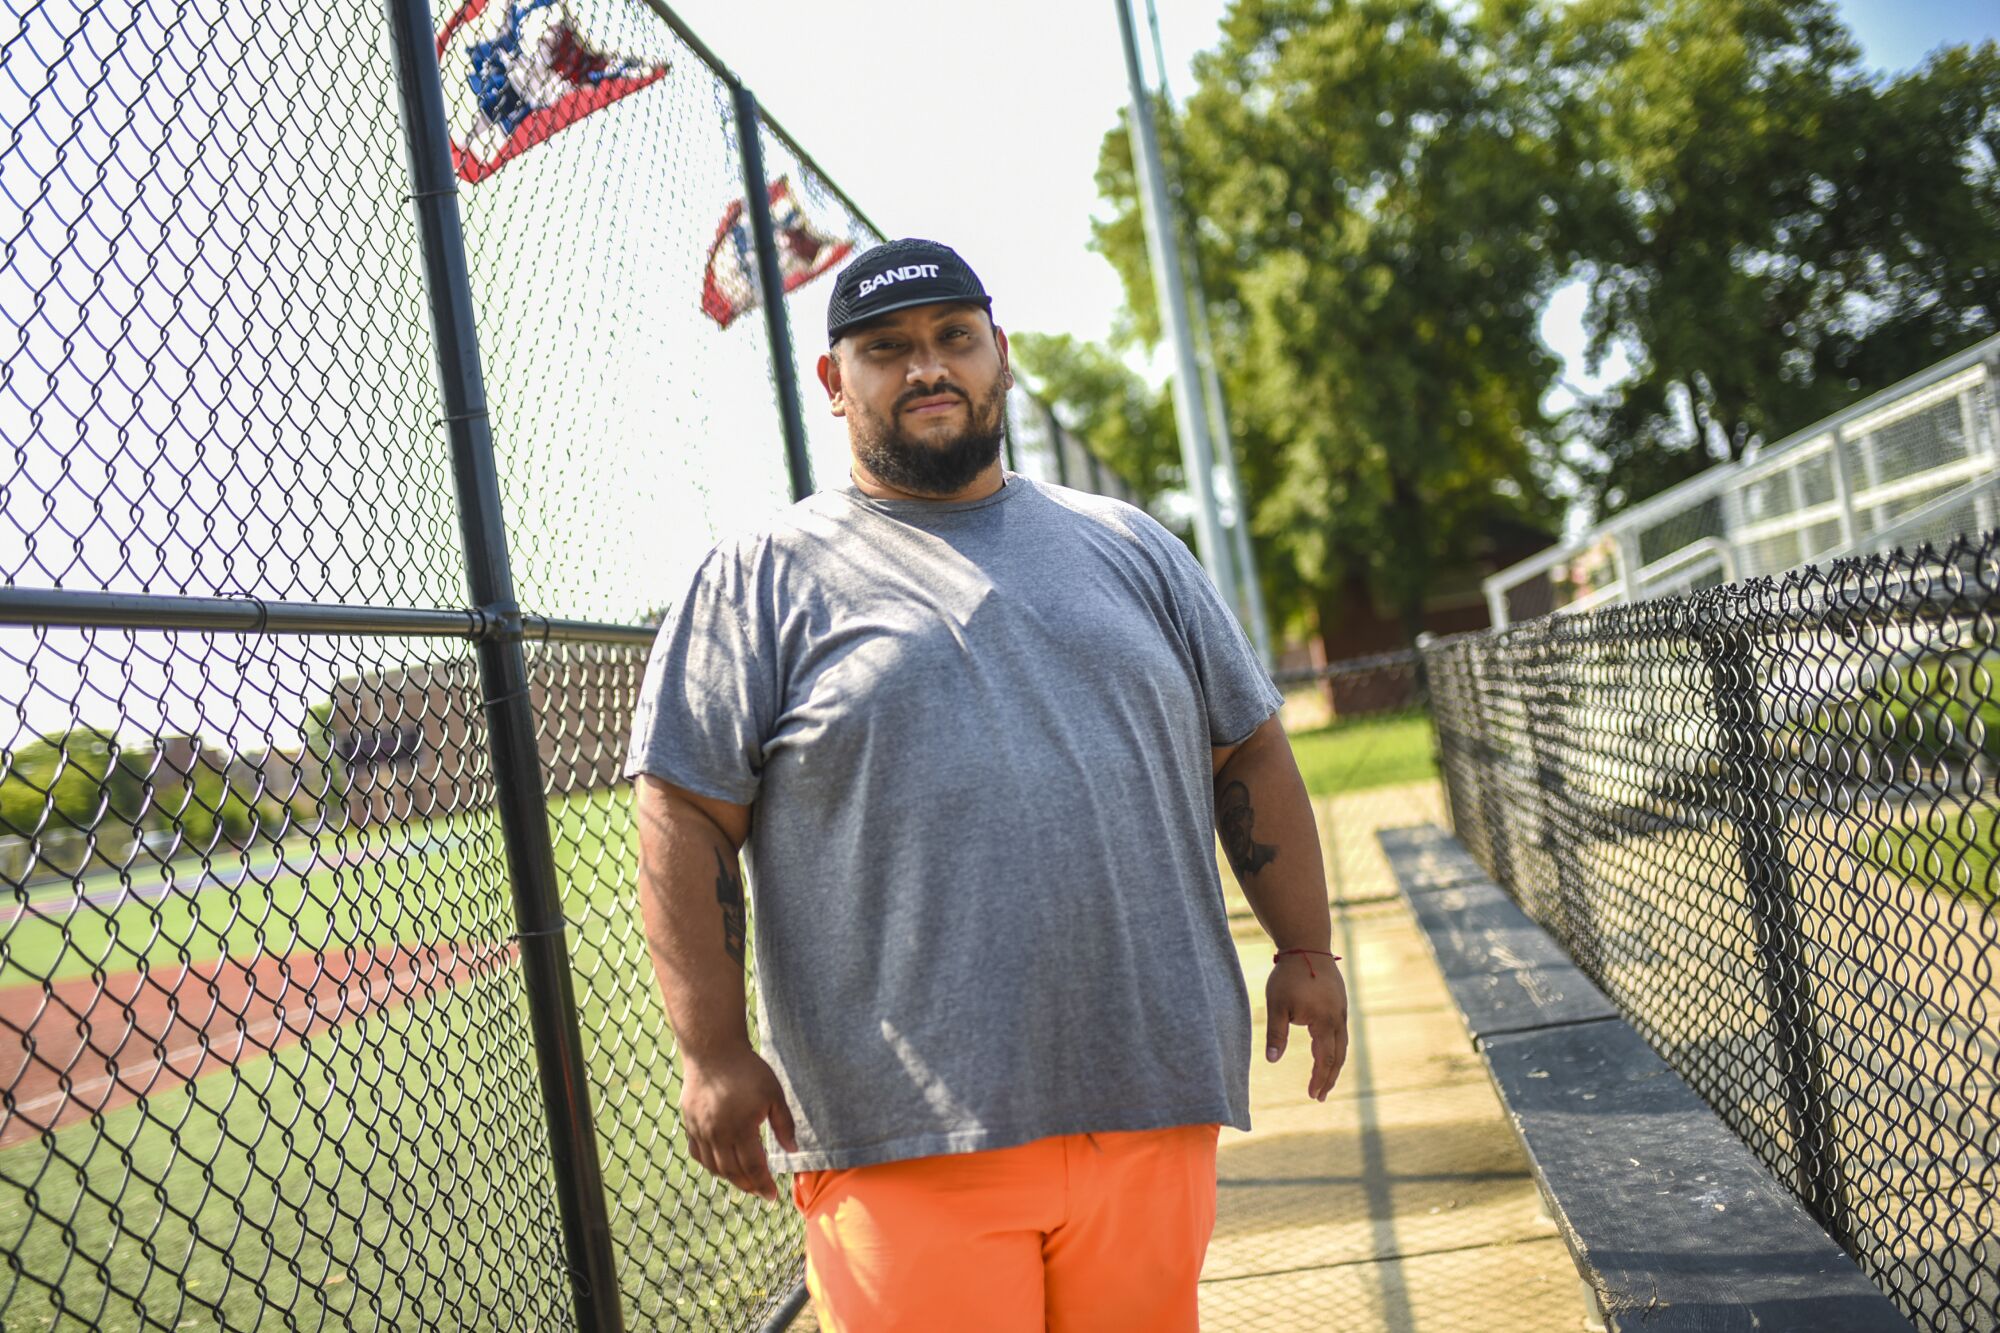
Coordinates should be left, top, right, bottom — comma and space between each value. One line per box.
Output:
895, 382, 970, 412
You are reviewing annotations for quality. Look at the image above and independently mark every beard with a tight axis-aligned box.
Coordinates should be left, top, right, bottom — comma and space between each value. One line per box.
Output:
850, 376, 1009, 497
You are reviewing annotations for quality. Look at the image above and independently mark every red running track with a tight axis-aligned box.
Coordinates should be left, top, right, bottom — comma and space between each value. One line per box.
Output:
0, 940, 517, 1151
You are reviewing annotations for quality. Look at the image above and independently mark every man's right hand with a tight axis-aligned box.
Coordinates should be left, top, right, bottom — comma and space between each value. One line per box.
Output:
679, 1046, 799, 1202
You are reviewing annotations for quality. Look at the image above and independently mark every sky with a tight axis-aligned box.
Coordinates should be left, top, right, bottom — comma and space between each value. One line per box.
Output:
666, 0, 2000, 388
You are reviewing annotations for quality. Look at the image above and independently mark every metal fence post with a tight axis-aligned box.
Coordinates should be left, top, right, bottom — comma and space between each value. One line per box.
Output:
1432, 644, 1479, 846
1414, 632, 1462, 832
1526, 620, 1589, 947
730, 83, 815, 504
1042, 402, 1071, 488
1613, 526, 1644, 604
1827, 425, 1861, 549
383, 2, 624, 1327
1468, 641, 1513, 886
1695, 612, 1851, 1253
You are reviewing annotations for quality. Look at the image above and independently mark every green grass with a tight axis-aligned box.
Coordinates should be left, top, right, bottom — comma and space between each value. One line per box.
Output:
2, 975, 568, 1331
1855, 803, 2000, 906
4, 818, 496, 985
1778, 649, 2000, 772
1289, 709, 1438, 798
1764, 648, 2000, 909
0, 786, 802, 1331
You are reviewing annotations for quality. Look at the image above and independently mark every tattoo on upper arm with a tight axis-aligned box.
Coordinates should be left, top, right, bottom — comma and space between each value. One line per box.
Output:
713, 847, 747, 965
1217, 779, 1278, 879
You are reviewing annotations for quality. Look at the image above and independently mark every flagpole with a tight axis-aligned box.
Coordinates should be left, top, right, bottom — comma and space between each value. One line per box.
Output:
731, 85, 816, 503
381, 0, 625, 1329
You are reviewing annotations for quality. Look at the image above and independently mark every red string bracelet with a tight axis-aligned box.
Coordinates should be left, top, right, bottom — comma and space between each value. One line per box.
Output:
1274, 948, 1341, 978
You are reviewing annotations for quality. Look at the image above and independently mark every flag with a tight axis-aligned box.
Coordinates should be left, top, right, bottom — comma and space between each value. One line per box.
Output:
701, 178, 855, 328
437, 0, 668, 184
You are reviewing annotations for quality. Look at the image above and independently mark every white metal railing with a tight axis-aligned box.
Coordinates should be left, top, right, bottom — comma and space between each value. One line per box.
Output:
1817, 468, 2000, 567
1488, 334, 2000, 625
1633, 535, 1739, 600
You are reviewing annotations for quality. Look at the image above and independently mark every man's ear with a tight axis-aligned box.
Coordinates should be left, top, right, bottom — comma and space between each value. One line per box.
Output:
994, 325, 1013, 391
816, 350, 847, 418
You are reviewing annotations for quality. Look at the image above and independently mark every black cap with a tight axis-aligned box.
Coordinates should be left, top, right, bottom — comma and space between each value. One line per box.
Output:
826, 238, 991, 344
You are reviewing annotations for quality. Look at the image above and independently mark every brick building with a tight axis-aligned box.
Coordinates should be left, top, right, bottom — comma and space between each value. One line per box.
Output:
326, 656, 633, 826
1302, 511, 1555, 717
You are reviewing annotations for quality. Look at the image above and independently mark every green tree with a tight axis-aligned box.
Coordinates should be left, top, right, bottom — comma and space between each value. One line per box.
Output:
156, 759, 255, 851
302, 697, 344, 800
175, 763, 221, 852
1074, 0, 1999, 594
1009, 332, 1182, 504
139, 735, 263, 853
1559, 0, 2000, 512
0, 727, 149, 835
1092, 0, 1571, 641
0, 756, 43, 837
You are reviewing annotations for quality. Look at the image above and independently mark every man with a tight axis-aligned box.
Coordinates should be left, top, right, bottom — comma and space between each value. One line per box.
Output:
627, 238, 1346, 1331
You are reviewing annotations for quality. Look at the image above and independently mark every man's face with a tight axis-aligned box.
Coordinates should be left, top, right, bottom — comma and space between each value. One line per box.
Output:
817, 303, 1013, 497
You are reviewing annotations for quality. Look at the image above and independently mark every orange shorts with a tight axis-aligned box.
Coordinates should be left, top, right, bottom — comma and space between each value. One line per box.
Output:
791, 1123, 1220, 1332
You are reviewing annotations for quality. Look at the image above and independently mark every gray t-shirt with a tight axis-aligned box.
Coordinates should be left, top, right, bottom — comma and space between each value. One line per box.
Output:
625, 474, 1282, 1172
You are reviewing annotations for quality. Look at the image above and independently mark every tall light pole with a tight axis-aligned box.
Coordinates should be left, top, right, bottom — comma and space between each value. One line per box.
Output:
1142, 0, 1274, 668
1188, 274, 1273, 666
1114, 0, 1239, 628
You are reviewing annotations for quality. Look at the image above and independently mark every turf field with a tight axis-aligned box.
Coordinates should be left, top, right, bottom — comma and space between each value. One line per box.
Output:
1289, 709, 1439, 798
0, 787, 801, 1331
2, 819, 498, 987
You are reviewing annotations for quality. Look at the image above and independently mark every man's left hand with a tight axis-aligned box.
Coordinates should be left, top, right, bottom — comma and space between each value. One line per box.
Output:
1265, 958, 1349, 1102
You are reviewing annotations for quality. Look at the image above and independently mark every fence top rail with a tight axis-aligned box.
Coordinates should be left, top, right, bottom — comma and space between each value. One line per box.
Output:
1436, 530, 2000, 654
1271, 646, 1419, 686
634, 0, 887, 243
0, 586, 657, 646
755, 106, 887, 243
631, 0, 739, 87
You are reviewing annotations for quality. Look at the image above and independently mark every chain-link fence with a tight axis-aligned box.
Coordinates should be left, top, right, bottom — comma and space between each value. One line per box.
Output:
0, 0, 1135, 1327
1425, 533, 2000, 1331
1274, 648, 1423, 721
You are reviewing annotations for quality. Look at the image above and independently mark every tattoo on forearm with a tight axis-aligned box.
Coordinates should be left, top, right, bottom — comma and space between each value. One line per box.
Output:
713, 847, 747, 965
1217, 780, 1278, 879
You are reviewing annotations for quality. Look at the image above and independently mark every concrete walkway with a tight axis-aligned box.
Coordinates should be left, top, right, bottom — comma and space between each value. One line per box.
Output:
1201, 781, 1591, 1331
